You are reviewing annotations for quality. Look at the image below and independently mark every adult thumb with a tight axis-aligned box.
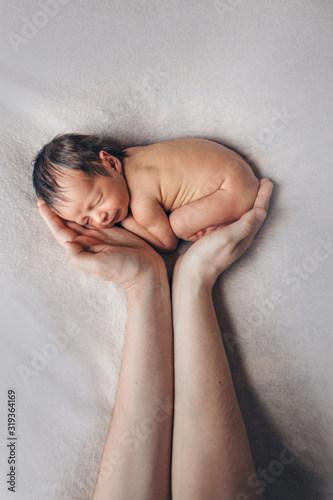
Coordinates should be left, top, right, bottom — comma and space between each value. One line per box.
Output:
226, 208, 266, 244
63, 240, 84, 260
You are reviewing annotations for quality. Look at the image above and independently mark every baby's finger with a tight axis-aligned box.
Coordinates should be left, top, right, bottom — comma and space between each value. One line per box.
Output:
37, 200, 77, 245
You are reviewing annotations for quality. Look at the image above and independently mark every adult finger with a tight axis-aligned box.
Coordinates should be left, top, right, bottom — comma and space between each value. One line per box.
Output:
229, 179, 274, 255
37, 200, 77, 246
253, 178, 274, 212
64, 221, 113, 245
64, 220, 86, 233
224, 178, 273, 247
63, 241, 108, 278
65, 219, 117, 241
220, 208, 266, 253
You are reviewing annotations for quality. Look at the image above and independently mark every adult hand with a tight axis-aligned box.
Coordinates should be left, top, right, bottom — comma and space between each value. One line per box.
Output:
174, 178, 274, 288
37, 200, 165, 291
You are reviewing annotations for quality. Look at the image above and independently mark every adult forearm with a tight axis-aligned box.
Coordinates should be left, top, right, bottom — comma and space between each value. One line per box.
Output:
172, 272, 261, 500
92, 266, 173, 500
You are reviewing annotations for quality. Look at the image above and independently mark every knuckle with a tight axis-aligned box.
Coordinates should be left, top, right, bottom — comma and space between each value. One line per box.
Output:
225, 235, 233, 247
68, 256, 76, 266
225, 236, 236, 252
243, 218, 255, 234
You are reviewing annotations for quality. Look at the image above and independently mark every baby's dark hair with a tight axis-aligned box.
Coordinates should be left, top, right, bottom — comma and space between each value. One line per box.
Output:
32, 133, 128, 209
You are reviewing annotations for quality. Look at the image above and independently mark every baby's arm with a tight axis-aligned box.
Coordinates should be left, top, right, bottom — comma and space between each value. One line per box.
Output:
121, 198, 178, 252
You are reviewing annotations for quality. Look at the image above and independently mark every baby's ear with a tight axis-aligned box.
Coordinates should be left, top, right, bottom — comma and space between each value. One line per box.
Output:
99, 150, 112, 163
99, 150, 121, 172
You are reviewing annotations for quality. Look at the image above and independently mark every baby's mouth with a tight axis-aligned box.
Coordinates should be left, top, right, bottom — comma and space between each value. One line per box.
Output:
102, 210, 119, 227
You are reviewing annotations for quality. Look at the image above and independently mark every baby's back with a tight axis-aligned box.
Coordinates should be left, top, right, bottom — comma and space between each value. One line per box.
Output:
124, 138, 250, 212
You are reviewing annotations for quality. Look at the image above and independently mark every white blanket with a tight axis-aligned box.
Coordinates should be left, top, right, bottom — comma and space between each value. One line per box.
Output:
1, 1, 332, 498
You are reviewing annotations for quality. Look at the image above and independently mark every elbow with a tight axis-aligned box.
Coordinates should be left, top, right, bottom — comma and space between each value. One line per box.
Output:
158, 238, 179, 253
165, 241, 179, 253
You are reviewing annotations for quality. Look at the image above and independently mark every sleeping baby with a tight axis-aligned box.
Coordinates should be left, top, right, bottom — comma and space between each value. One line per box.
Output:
33, 134, 259, 252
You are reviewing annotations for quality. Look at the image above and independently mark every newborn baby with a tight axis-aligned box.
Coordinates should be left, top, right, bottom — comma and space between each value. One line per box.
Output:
33, 134, 259, 252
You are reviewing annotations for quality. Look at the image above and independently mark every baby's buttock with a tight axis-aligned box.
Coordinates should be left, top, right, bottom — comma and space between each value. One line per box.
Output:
166, 170, 226, 212
168, 161, 258, 217
170, 170, 241, 210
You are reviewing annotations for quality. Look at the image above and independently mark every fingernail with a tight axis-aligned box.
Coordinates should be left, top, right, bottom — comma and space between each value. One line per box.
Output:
37, 199, 45, 207
255, 209, 266, 221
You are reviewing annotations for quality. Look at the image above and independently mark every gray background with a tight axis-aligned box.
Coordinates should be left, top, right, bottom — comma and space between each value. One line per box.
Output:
0, 1, 332, 498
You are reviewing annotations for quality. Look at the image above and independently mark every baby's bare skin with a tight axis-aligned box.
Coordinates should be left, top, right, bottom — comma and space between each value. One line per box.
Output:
54, 138, 259, 252
120, 138, 259, 250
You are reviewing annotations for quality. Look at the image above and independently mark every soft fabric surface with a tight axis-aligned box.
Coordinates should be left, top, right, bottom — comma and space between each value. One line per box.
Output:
1, 1, 332, 498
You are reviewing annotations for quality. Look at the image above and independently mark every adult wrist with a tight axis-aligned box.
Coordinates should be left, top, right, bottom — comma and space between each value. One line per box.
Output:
172, 262, 214, 295
127, 256, 169, 296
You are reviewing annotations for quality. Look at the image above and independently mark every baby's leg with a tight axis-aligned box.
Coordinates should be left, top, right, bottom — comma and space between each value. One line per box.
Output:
169, 179, 259, 242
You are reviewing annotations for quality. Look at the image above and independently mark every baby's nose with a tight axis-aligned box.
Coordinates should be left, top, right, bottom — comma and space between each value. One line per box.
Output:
94, 211, 108, 224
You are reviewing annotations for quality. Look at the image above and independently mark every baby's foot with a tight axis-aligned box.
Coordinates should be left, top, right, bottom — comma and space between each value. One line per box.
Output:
196, 223, 231, 239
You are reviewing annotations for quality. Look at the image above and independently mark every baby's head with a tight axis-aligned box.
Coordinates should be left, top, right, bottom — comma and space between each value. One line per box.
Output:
33, 133, 130, 228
